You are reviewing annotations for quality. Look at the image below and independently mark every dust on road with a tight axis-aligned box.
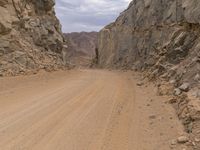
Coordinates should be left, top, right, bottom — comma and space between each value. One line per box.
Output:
0, 69, 185, 150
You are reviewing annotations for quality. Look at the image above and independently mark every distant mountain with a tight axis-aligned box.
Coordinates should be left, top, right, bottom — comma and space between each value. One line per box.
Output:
64, 32, 98, 67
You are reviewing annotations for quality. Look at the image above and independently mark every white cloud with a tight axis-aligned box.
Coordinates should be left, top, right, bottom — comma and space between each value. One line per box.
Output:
55, 0, 132, 32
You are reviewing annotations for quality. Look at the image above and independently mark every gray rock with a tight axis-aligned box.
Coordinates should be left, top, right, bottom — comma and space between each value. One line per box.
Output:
192, 90, 200, 99
194, 74, 200, 81
15, 56, 27, 67
0, 39, 10, 48
174, 88, 182, 96
0, 22, 11, 35
169, 80, 176, 84
171, 139, 177, 145
177, 136, 189, 144
179, 83, 190, 92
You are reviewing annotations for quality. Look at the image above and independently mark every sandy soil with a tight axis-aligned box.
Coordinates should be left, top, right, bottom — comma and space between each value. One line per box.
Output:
0, 69, 186, 150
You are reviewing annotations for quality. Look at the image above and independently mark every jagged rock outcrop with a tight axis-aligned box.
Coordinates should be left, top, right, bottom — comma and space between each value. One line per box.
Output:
98, 0, 200, 148
98, 0, 200, 95
64, 32, 98, 67
98, 0, 200, 84
0, 0, 66, 76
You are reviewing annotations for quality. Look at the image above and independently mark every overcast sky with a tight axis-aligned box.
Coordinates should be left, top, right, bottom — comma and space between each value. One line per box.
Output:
55, 0, 132, 33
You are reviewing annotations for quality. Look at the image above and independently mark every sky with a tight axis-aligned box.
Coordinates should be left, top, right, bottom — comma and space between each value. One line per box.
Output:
55, 0, 132, 33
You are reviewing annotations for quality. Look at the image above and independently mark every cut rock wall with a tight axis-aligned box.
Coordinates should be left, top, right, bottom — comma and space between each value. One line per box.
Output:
98, 0, 200, 147
98, 0, 200, 86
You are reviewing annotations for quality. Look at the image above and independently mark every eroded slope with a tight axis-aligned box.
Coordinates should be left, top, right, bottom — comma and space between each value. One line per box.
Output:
0, 0, 66, 76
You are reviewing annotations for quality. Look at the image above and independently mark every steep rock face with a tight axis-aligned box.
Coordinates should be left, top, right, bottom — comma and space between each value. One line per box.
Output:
0, 0, 65, 76
98, 0, 200, 146
98, 0, 200, 84
64, 32, 98, 67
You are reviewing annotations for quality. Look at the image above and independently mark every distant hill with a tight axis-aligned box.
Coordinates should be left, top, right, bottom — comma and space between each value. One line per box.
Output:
64, 32, 98, 67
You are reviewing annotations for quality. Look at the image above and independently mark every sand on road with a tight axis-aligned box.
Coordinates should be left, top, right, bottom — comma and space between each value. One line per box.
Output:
0, 69, 185, 150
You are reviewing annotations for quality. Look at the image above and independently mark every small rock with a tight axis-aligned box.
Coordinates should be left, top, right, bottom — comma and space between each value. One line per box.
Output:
179, 83, 190, 92
174, 88, 182, 96
192, 90, 200, 98
177, 136, 189, 143
170, 80, 176, 84
187, 122, 193, 133
171, 139, 177, 145
137, 82, 144, 86
169, 98, 177, 104
195, 138, 200, 142
149, 115, 156, 119
192, 141, 196, 146
194, 74, 200, 81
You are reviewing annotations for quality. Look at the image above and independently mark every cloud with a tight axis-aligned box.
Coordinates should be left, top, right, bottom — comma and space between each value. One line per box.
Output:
55, 0, 132, 33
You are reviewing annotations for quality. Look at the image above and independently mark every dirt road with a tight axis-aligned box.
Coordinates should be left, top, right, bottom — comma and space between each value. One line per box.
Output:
0, 70, 186, 150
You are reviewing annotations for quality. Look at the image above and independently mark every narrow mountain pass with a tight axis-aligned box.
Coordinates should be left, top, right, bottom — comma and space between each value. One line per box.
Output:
0, 70, 186, 150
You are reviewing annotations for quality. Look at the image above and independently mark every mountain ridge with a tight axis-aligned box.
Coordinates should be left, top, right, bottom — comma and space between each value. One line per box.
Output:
64, 31, 98, 67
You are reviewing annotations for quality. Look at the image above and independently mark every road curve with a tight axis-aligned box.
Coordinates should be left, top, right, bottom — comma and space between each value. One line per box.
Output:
0, 69, 184, 150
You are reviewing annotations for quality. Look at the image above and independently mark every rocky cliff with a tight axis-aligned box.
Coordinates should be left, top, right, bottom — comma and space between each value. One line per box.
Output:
64, 32, 98, 67
98, 0, 200, 146
99, 0, 200, 84
0, 0, 66, 76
